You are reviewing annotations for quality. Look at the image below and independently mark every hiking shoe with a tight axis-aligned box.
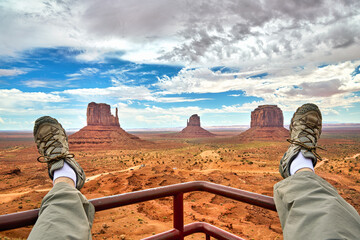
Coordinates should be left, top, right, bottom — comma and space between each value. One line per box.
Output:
279, 103, 323, 178
33, 116, 85, 189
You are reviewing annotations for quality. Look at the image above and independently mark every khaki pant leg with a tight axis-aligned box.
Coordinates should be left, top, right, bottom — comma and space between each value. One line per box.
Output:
274, 171, 360, 240
28, 182, 95, 240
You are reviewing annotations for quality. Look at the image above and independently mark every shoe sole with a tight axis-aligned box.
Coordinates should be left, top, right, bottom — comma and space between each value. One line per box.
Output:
291, 103, 321, 121
33, 116, 65, 137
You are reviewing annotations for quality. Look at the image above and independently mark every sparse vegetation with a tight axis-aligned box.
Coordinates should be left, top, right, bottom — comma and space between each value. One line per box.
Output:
0, 130, 359, 240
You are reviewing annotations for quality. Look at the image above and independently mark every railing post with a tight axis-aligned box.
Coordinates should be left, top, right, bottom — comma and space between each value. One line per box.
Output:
173, 193, 184, 240
206, 234, 211, 240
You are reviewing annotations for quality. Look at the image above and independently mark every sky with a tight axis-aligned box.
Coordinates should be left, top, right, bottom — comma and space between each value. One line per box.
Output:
0, 0, 360, 131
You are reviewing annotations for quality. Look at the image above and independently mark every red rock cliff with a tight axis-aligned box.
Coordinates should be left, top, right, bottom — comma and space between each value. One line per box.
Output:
187, 114, 201, 127
251, 105, 283, 128
87, 102, 120, 127
236, 105, 288, 141
69, 102, 154, 149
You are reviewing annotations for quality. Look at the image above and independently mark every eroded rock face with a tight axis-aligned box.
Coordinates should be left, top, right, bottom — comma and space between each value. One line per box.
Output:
251, 105, 283, 128
187, 114, 201, 127
87, 102, 120, 127
69, 102, 153, 149
236, 105, 288, 141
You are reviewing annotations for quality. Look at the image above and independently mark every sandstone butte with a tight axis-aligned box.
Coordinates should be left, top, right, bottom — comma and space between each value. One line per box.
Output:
167, 114, 216, 138
236, 105, 289, 141
69, 102, 151, 149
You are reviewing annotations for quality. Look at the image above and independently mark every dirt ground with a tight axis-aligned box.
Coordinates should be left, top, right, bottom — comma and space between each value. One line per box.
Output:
0, 130, 359, 240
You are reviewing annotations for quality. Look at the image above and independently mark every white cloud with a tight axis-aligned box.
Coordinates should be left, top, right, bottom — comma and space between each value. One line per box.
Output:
0, 68, 27, 76
61, 85, 156, 101
0, 117, 5, 124
22, 80, 50, 88
0, 0, 81, 56
60, 84, 211, 103
0, 89, 66, 109
156, 97, 211, 103
156, 60, 360, 112
155, 68, 240, 94
80, 68, 99, 75
66, 67, 100, 79
22, 79, 77, 89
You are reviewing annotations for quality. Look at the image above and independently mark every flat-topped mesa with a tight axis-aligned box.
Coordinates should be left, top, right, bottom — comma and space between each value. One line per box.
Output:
236, 105, 288, 141
87, 102, 120, 127
187, 114, 201, 127
251, 105, 283, 128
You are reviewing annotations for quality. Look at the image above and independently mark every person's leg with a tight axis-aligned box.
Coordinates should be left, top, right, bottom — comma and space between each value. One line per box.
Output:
28, 182, 94, 240
274, 170, 360, 240
275, 103, 360, 240
29, 116, 95, 240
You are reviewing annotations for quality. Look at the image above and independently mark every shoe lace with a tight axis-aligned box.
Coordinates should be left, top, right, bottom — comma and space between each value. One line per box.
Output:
287, 122, 326, 161
36, 131, 74, 163
37, 153, 75, 163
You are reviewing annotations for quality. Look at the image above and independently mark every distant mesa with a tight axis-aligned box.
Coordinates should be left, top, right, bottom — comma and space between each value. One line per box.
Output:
69, 102, 152, 149
87, 102, 120, 127
187, 114, 201, 127
236, 105, 289, 141
251, 105, 283, 128
165, 114, 216, 138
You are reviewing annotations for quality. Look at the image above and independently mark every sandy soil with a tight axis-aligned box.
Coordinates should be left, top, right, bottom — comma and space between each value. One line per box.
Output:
0, 130, 359, 240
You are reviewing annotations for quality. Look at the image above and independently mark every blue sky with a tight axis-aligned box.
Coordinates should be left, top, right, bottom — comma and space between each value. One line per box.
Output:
1, 0, 360, 130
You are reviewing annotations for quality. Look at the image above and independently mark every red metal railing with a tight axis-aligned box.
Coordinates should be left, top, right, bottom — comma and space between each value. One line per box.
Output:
0, 181, 276, 239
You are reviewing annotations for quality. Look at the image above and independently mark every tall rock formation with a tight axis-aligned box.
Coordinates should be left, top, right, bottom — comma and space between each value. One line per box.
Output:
251, 105, 283, 128
69, 102, 152, 149
165, 114, 215, 138
187, 114, 201, 127
236, 105, 288, 141
87, 102, 120, 127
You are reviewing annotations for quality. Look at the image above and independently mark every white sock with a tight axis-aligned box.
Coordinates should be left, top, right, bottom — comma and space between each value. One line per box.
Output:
53, 162, 77, 185
290, 152, 314, 175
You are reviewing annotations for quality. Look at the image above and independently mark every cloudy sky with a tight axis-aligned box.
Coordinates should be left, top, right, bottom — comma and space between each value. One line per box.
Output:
1, 0, 360, 130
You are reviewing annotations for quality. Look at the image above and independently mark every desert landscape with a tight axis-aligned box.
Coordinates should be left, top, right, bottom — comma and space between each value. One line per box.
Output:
0, 103, 359, 240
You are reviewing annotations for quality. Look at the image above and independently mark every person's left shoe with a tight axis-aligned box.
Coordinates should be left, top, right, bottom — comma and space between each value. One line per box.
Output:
279, 103, 323, 178
33, 116, 85, 189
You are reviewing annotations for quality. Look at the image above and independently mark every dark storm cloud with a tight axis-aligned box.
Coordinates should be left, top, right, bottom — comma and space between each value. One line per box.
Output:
285, 79, 346, 97
81, 0, 184, 40
1, 0, 359, 66
154, 0, 360, 65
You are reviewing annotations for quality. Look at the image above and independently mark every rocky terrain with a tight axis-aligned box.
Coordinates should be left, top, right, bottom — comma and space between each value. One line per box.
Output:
236, 105, 289, 141
0, 104, 359, 240
0, 128, 359, 240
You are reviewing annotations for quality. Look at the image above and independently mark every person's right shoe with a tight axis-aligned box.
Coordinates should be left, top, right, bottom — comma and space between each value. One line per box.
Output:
33, 116, 85, 189
279, 103, 323, 178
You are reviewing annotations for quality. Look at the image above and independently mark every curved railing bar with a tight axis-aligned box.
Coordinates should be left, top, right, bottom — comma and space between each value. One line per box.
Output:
0, 181, 276, 234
